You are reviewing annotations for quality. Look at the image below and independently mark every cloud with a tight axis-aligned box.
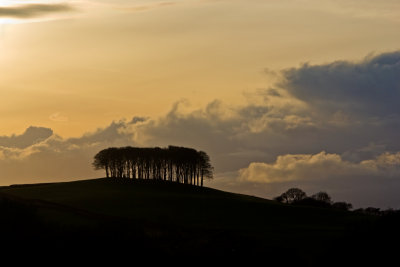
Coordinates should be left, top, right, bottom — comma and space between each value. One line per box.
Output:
125, 99, 315, 172
0, 126, 53, 149
280, 51, 400, 118
0, 120, 138, 161
237, 151, 400, 208
130, 116, 148, 124
238, 151, 400, 184
0, 120, 137, 183
0, 3, 74, 18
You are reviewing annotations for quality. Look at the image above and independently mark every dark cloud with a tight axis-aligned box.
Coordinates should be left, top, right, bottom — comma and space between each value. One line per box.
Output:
130, 116, 148, 124
66, 120, 134, 146
0, 3, 74, 18
270, 50, 400, 160
0, 126, 53, 149
280, 51, 400, 117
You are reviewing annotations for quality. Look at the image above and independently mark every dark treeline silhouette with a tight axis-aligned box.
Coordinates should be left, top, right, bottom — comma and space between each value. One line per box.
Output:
92, 146, 213, 186
274, 188, 353, 211
274, 188, 400, 216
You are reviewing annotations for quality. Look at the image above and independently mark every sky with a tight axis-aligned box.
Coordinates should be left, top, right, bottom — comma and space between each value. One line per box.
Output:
1, 0, 400, 208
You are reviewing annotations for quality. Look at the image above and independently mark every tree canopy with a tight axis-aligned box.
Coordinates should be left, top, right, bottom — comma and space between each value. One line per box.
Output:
92, 146, 213, 186
275, 188, 307, 204
311, 192, 332, 204
274, 189, 355, 211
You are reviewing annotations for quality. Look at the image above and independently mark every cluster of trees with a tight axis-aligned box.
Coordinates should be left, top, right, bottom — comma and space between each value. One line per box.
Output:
274, 188, 400, 216
92, 146, 213, 186
274, 188, 353, 211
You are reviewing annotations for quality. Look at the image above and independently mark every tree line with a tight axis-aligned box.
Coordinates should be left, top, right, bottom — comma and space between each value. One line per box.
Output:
92, 146, 213, 186
274, 188, 353, 211
274, 188, 399, 215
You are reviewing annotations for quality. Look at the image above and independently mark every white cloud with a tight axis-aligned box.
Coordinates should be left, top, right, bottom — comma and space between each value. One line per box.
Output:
238, 151, 400, 184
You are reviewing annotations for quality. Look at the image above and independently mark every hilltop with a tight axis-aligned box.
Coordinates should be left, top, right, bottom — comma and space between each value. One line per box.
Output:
0, 178, 397, 265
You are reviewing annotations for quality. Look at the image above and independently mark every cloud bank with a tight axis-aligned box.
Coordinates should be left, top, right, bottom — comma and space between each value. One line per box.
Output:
1, 51, 400, 208
0, 126, 53, 149
237, 151, 400, 208
0, 120, 140, 183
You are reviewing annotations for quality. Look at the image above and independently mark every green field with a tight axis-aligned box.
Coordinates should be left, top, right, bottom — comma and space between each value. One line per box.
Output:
0, 178, 392, 265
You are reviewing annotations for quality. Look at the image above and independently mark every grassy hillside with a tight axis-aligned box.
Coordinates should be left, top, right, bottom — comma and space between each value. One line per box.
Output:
0, 178, 395, 265
1, 178, 365, 232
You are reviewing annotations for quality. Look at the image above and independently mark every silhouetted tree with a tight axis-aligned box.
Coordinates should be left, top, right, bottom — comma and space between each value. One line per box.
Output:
278, 188, 307, 204
92, 146, 213, 186
332, 202, 353, 211
273, 195, 284, 203
92, 148, 114, 178
354, 207, 381, 215
311, 192, 332, 204
198, 151, 213, 187
274, 188, 356, 211
294, 197, 331, 208
365, 207, 381, 216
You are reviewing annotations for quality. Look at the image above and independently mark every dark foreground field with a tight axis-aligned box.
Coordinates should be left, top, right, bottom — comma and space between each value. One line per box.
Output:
0, 178, 398, 265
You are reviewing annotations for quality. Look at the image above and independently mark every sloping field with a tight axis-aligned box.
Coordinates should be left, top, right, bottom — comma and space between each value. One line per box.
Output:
0, 178, 384, 265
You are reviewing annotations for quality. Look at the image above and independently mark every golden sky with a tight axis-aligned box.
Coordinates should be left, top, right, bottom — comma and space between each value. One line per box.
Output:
1, 0, 400, 137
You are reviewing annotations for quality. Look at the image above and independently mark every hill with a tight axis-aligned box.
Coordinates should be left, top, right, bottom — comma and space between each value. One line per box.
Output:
0, 178, 397, 265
